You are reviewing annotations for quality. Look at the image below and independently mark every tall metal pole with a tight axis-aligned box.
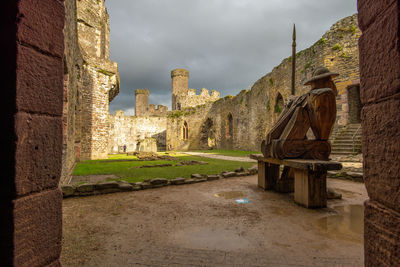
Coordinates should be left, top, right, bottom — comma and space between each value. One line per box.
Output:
291, 24, 296, 95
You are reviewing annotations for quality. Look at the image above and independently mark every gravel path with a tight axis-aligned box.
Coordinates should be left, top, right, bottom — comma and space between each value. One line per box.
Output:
62, 175, 367, 266
182, 151, 257, 163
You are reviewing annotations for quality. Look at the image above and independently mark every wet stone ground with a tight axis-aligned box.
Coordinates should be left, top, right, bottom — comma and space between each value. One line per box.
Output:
61, 175, 367, 267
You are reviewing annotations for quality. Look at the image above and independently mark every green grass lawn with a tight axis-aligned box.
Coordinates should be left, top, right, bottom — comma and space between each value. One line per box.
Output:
189, 149, 260, 157
73, 153, 255, 183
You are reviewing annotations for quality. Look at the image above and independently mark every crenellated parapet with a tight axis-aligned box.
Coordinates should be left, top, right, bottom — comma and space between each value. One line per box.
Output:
184, 88, 221, 108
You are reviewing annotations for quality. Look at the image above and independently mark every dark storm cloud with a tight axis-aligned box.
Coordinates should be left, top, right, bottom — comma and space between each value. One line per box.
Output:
106, 0, 357, 115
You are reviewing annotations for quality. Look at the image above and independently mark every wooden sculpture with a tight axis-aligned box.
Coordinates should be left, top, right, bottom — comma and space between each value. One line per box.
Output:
262, 67, 338, 161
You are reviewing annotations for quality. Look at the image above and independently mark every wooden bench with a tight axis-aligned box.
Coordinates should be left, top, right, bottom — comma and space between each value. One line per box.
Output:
249, 154, 342, 208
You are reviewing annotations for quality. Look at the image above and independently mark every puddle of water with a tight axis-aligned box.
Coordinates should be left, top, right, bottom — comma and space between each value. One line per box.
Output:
315, 204, 364, 243
268, 206, 294, 216
214, 191, 246, 199
172, 227, 251, 251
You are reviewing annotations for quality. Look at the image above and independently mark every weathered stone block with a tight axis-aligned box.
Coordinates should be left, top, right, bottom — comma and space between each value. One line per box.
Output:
139, 182, 153, 190
206, 175, 220, 181
150, 178, 168, 185
95, 181, 119, 190
359, 4, 400, 104
235, 166, 245, 173
184, 179, 197, 184
12, 189, 62, 267
365, 200, 400, 267
191, 174, 203, 179
18, 0, 65, 57
357, 0, 397, 31
96, 188, 120, 194
171, 178, 186, 185
61, 185, 75, 197
76, 184, 95, 193
16, 45, 64, 116
362, 99, 400, 213
248, 165, 258, 175
221, 172, 236, 178
118, 183, 133, 191
12, 112, 62, 197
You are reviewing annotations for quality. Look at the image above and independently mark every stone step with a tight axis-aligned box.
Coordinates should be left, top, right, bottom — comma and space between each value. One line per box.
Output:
332, 143, 361, 147
332, 148, 361, 152
331, 151, 360, 155
332, 139, 361, 143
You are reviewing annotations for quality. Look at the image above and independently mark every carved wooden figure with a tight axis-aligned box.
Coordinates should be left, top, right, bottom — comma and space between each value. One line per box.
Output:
257, 67, 341, 208
262, 67, 339, 161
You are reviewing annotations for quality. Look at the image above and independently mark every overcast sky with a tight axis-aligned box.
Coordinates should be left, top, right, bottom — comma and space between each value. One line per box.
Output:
106, 0, 357, 115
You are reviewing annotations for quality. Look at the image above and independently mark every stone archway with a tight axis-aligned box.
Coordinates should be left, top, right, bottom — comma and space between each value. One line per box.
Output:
200, 118, 215, 149
2, 1, 400, 266
182, 121, 189, 140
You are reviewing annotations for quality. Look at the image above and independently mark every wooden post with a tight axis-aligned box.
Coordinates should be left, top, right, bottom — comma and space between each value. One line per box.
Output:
258, 161, 267, 189
258, 161, 279, 190
275, 166, 294, 193
294, 169, 327, 208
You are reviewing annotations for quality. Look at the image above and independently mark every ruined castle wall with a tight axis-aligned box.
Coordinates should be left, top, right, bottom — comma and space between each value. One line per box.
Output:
77, 0, 120, 160
167, 14, 360, 152
147, 105, 169, 116
61, 0, 84, 184
109, 111, 167, 153
184, 88, 221, 108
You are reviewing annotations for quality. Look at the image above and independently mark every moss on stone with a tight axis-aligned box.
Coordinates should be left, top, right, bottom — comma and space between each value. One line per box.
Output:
317, 37, 327, 45
269, 78, 274, 86
341, 52, 351, 58
332, 43, 343, 51
274, 104, 282, 114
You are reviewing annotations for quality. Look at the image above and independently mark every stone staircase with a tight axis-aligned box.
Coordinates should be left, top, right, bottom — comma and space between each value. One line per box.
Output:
331, 123, 362, 155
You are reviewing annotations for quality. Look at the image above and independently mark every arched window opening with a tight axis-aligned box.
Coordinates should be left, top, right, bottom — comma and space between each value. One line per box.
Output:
182, 121, 189, 140
226, 113, 233, 141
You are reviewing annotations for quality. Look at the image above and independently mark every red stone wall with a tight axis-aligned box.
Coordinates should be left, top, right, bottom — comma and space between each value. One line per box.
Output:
0, 0, 64, 266
358, 0, 400, 266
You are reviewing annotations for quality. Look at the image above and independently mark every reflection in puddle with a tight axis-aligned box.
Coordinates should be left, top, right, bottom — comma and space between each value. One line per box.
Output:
172, 227, 251, 251
214, 191, 246, 199
315, 205, 364, 243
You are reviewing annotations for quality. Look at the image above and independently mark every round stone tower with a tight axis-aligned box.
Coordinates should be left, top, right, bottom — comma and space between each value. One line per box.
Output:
135, 89, 149, 116
171, 68, 189, 110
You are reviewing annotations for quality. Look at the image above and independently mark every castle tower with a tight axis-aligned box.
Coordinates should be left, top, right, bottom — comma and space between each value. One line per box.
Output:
171, 68, 189, 110
135, 89, 150, 116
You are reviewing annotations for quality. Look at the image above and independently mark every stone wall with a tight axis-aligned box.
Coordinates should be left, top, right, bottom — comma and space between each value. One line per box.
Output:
77, 0, 120, 160
1, 0, 65, 265
109, 111, 167, 153
171, 68, 221, 110
135, 89, 168, 117
167, 14, 361, 152
358, 0, 400, 266
61, 0, 84, 184
60, 0, 120, 182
